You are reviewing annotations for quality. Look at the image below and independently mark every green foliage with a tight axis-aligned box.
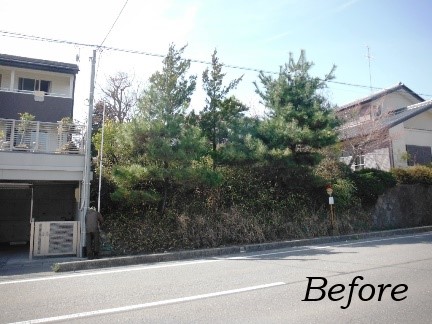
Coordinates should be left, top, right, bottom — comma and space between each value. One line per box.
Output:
200, 49, 245, 169
254, 50, 339, 164
90, 47, 392, 256
18, 112, 35, 121
392, 165, 432, 185
92, 120, 126, 170
349, 168, 397, 205
332, 178, 359, 210
314, 156, 352, 182
109, 44, 218, 214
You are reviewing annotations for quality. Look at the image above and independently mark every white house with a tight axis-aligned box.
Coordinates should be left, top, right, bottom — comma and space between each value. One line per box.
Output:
337, 83, 432, 170
0, 53, 87, 259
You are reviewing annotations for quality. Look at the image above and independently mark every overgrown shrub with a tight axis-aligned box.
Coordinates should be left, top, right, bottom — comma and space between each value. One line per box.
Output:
97, 162, 380, 255
332, 178, 360, 210
392, 165, 432, 185
313, 157, 352, 182
348, 168, 397, 206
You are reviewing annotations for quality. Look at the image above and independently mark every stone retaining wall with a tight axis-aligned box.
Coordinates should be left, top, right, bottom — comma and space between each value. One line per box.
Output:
373, 184, 432, 229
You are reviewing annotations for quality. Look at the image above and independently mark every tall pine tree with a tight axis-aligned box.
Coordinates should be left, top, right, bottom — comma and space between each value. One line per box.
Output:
254, 50, 339, 165
112, 44, 210, 214
200, 49, 244, 169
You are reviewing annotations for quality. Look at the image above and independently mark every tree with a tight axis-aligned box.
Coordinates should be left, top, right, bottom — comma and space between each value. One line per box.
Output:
111, 44, 212, 214
337, 101, 392, 169
200, 49, 244, 169
93, 72, 138, 130
254, 50, 339, 165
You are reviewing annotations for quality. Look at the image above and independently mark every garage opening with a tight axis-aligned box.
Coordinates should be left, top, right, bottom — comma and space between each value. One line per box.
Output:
0, 182, 80, 260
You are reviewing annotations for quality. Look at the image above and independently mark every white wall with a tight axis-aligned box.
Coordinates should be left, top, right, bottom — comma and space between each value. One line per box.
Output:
390, 123, 407, 168
404, 110, 432, 131
0, 151, 85, 181
0, 69, 12, 89
1, 67, 72, 97
378, 91, 421, 114
390, 109, 432, 168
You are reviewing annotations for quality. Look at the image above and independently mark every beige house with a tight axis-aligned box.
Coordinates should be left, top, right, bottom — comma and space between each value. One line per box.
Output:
337, 83, 432, 170
0, 54, 87, 259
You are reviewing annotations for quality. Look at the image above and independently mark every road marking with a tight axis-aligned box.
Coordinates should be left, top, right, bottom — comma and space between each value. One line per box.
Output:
2, 231, 430, 286
226, 232, 432, 259
8, 282, 286, 323
0, 259, 222, 286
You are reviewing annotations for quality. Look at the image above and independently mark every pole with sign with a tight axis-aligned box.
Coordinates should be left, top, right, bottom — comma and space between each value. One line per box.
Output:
326, 185, 335, 230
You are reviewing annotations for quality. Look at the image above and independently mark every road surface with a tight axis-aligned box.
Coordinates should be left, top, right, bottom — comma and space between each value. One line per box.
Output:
1, 231, 431, 323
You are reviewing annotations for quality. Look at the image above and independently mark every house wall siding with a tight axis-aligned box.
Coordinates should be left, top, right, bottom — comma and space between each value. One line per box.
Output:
390, 123, 407, 168
379, 91, 422, 113
404, 111, 432, 131
0, 91, 73, 122
0, 67, 73, 97
0, 70, 11, 89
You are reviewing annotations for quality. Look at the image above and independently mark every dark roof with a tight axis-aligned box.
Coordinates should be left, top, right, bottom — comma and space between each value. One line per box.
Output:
339, 99, 432, 139
0, 53, 79, 75
337, 82, 424, 111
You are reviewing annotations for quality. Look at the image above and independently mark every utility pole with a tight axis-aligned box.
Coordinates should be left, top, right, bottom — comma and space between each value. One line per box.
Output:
81, 49, 97, 257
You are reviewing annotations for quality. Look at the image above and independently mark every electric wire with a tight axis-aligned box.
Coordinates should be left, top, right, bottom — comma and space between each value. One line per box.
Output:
99, 0, 129, 47
1, 29, 431, 99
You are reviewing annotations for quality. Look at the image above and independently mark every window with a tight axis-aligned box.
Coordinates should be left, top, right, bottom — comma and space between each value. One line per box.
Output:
406, 145, 432, 166
18, 77, 51, 93
354, 154, 365, 170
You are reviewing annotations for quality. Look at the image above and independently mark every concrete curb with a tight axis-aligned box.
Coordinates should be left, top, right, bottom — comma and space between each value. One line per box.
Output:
54, 225, 432, 272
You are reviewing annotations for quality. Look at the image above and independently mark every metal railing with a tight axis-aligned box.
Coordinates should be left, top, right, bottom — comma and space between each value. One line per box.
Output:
0, 118, 85, 154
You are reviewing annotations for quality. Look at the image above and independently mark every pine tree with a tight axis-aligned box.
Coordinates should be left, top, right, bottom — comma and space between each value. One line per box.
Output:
254, 50, 339, 165
200, 49, 244, 169
111, 44, 210, 214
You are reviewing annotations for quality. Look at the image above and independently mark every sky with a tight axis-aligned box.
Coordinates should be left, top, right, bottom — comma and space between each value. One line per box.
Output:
1, 0, 431, 122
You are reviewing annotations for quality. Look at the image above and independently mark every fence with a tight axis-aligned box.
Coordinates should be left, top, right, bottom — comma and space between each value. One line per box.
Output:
0, 118, 85, 154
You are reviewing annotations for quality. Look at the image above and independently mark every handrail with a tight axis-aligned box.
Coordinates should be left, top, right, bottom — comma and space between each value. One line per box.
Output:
0, 118, 85, 154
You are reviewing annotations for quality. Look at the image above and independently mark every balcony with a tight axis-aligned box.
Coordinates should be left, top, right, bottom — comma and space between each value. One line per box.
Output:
0, 118, 87, 181
0, 118, 85, 154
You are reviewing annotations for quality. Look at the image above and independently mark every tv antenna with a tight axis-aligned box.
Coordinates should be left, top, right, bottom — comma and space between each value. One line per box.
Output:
365, 45, 373, 93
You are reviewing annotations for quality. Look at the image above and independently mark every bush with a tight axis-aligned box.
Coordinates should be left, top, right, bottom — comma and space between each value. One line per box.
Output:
349, 168, 397, 206
392, 165, 432, 185
332, 178, 359, 210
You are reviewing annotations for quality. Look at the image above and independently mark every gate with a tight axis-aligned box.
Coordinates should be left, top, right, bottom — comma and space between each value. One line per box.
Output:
30, 221, 80, 259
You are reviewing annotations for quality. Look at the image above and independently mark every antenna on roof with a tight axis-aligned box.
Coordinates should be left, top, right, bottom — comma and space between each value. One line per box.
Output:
365, 45, 373, 93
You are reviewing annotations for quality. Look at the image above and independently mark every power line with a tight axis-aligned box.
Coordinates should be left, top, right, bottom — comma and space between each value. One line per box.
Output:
0, 29, 431, 99
99, 0, 129, 47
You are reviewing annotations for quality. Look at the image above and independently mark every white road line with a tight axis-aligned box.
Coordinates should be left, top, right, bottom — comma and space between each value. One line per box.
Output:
8, 282, 286, 323
0, 259, 222, 286
227, 232, 432, 259
2, 231, 430, 286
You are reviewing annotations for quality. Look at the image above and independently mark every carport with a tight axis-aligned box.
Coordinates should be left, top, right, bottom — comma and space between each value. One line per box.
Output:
0, 182, 80, 260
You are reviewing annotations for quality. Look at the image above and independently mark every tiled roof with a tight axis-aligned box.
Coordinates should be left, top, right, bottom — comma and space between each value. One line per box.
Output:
337, 82, 424, 111
0, 53, 79, 74
339, 99, 432, 139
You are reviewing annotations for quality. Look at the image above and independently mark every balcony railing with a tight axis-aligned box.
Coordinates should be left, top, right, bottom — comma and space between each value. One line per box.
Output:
0, 118, 85, 154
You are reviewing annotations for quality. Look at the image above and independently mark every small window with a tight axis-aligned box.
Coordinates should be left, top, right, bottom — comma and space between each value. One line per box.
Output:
18, 77, 51, 93
39, 80, 50, 93
406, 145, 432, 166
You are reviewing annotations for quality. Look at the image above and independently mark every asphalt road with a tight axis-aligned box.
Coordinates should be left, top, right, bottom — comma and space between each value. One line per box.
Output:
1, 231, 431, 323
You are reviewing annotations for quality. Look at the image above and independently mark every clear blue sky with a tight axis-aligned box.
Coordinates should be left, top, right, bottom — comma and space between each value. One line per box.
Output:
1, 0, 431, 121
